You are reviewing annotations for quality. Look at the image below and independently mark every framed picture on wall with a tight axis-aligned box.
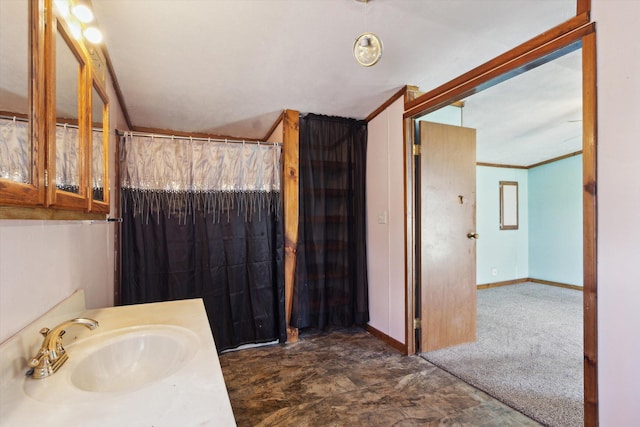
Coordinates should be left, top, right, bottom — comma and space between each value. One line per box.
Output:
500, 181, 518, 230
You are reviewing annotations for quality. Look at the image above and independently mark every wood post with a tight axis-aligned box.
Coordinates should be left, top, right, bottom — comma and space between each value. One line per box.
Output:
283, 109, 299, 343
581, 31, 598, 427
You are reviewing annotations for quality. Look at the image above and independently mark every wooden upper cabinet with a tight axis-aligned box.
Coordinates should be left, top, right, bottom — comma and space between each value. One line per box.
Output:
0, 0, 109, 218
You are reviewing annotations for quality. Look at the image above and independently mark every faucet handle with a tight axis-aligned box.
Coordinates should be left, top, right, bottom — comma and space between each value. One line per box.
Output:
29, 348, 55, 378
29, 348, 50, 368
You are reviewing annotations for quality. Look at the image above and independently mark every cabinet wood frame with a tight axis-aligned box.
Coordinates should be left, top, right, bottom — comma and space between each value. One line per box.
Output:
0, 0, 46, 207
46, 12, 89, 210
88, 76, 110, 214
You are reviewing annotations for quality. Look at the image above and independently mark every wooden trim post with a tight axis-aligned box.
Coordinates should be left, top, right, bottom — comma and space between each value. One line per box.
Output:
582, 31, 598, 427
283, 109, 299, 343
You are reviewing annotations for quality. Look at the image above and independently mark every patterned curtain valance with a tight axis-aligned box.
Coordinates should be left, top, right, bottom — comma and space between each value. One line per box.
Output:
119, 132, 282, 222
120, 133, 281, 192
0, 117, 29, 183
1, 118, 102, 192
54, 124, 104, 193
55, 124, 80, 192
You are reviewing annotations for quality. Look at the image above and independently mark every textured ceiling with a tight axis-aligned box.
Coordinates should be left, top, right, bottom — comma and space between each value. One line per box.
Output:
91, 0, 581, 165
460, 48, 583, 166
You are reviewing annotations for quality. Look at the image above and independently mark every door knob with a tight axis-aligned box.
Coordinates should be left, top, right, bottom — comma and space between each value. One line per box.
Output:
467, 232, 479, 240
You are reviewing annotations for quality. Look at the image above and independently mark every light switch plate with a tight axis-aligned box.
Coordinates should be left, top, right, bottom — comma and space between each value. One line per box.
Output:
377, 211, 388, 224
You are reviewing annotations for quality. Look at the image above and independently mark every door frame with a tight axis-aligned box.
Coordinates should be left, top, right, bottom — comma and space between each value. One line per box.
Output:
402, 13, 598, 427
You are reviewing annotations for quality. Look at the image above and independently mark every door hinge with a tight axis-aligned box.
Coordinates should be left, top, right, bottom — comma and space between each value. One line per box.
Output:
412, 144, 421, 156
44, 169, 49, 187
413, 318, 421, 330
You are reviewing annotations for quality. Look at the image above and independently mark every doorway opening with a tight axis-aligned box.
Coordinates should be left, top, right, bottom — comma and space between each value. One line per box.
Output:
403, 21, 597, 427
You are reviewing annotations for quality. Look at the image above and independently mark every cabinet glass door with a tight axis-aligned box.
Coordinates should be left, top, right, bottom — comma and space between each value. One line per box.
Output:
0, 0, 46, 207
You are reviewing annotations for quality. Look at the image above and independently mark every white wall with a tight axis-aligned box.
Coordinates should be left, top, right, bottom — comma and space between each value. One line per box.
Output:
592, 1, 640, 425
265, 120, 283, 143
0, 73, 127, 343
366, 97, 405, 344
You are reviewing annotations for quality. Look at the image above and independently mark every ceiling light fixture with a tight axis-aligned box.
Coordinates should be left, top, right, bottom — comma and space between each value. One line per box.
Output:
354, 32, 383, 67
353, 0, 382, 67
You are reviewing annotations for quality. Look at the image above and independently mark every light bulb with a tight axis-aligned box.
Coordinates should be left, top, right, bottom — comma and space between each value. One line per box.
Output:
68, 21, 82, 40
54, 0, 70, 18
354, 33, 383, 67
72, 4, 94, 23
83, 27, 103, 44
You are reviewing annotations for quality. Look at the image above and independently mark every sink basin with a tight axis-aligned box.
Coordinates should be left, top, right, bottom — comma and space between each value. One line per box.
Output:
3, 298, 236, 426
70, 325, 198, 393
24, 325, 199, 401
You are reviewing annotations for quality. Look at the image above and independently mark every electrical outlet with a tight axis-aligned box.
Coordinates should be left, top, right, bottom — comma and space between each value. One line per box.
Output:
491, 268, 498, 276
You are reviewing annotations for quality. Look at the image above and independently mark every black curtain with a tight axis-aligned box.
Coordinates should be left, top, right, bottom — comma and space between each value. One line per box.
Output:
121, 189, 286, 353
292, 114, 369, 330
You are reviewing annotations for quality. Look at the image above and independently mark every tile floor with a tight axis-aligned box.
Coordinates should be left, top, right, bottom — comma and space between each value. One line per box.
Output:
219, 327, 540, 426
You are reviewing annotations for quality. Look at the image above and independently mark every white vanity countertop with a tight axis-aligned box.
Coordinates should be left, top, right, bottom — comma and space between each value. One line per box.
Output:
0, 294, 237, 427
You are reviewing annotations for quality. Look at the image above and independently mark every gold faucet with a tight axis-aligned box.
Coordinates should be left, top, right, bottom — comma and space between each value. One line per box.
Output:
28, 318, 99, 379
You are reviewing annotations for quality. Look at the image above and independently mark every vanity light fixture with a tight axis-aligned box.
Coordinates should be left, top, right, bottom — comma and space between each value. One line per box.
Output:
71, 2, 94, 23
67, 20, 83, 40
53, 0, 71, 18
56, 0, 104, 44
83, 27, 103, 44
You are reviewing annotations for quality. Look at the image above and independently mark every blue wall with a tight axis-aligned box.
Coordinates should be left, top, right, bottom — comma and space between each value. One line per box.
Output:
528, 155, 583, 286
476, 155, 583, 286
476, 166, 529, 284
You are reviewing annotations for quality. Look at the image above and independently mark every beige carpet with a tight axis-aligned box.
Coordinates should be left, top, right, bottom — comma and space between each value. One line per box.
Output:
421, 282, 583, 427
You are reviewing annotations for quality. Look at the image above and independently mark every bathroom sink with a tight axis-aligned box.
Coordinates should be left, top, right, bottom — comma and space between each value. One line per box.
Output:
70, 325, 199, 393
3, 298, 236, 426
24, 325, 199, 401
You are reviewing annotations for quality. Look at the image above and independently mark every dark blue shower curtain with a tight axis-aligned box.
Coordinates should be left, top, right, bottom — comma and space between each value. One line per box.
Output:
120, 190, 286, 353
291, 114, 369, 330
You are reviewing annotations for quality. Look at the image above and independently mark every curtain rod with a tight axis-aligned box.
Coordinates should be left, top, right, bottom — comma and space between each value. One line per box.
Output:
0, 115, 103, 132
116, 129, 282, 146
0, 114, 28, 123
58, 123, 103, 132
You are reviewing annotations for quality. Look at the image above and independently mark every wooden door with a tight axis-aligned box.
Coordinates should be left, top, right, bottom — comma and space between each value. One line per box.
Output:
419, 121, 477, 352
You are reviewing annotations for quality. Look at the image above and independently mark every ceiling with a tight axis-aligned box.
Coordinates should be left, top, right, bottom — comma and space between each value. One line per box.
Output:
437, 48, 583, 166
90, 0, 582, 166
